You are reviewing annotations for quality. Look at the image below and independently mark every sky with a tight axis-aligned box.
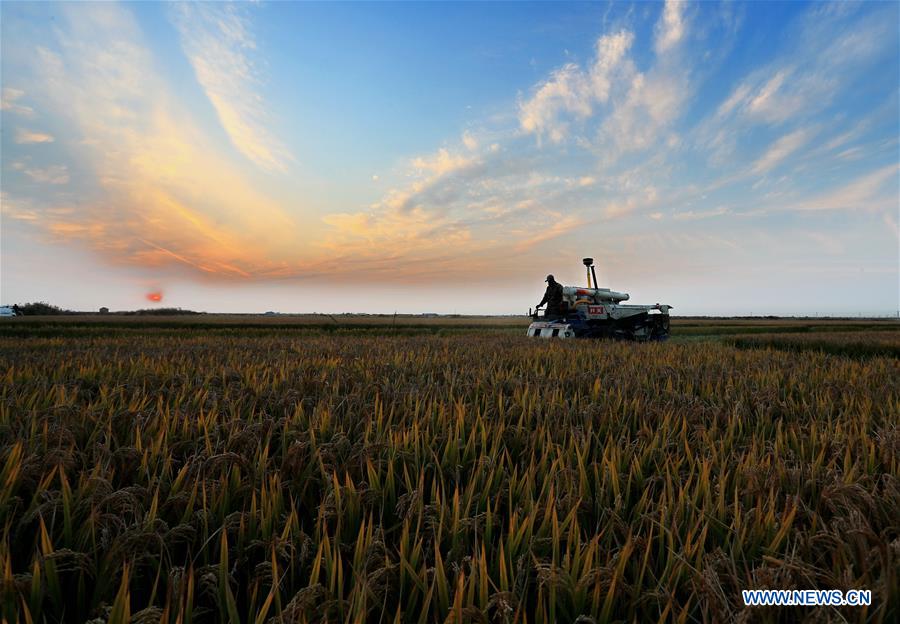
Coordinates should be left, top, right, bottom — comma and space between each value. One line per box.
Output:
1, 0, 898, 316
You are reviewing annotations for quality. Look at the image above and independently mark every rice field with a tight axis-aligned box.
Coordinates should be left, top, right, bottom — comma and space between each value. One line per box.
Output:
1, 320, 898, 622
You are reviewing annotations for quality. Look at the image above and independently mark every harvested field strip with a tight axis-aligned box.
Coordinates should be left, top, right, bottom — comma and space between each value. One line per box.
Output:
675, 323, 900, 337
725, 331, 900, 359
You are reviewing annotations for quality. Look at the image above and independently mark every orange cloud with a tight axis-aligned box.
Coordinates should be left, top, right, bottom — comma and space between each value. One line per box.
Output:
5, 4, 606, 287
16, 5, 305, 281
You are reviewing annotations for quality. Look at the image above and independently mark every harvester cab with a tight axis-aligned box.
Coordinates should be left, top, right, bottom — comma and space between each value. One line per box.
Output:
527, 257, 672, 340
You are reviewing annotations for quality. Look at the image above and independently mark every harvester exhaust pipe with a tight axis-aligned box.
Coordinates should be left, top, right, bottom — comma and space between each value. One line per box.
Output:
583, 257, 598, 289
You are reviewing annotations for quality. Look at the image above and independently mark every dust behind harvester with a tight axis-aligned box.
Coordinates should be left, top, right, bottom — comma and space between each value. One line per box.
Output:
527, 257, 672, 340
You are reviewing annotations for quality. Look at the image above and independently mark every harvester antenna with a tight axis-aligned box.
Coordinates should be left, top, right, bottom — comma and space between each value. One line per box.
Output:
582, 257, 594, 288
582, 257, 598, 290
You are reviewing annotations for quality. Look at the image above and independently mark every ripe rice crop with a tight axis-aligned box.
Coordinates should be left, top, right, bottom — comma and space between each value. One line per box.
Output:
1, 328, 897, 622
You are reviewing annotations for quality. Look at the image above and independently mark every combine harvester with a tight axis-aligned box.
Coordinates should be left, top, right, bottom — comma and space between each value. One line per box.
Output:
527, 258, 672, 341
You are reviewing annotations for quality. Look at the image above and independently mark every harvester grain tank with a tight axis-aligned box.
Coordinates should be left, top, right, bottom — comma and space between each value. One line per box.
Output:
527, 258, 672, 340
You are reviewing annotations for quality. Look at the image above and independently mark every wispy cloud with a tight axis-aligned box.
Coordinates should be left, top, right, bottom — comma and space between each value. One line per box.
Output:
462, 131, 479, 151
15, 129, 54, 144
711, 5, 894, 129
411, 148, 477, 176
1, 88, 34, 117
171, 3, 289, 172
883, 211, 899, 241
321, 134, 601, 274
602, 185, 660, 219
0, 192, 40, 222
15, 163, 70, 185
513, 215, 584, 252
10, 3, 299, 280
790, 164, 897, 212
321, 145, 486, 264
655, 0, 687, 54
805, 231, 844, 255
743, 70, 805, 124
360, 0, 694, 259
751, 128, 814, 174
673, 206, 729, 221
597, 0, 690, 158
518, 30, 634, 143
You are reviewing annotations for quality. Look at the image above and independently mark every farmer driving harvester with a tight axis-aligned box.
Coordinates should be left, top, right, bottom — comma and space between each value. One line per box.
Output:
536, 274, 564, 318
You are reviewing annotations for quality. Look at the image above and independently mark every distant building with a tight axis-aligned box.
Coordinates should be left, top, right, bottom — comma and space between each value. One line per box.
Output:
421, 313, 439, 318
263, 311, 277, 316
99, 307, 109, 314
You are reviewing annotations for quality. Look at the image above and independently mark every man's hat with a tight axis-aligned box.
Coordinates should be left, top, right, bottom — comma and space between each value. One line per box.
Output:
545, 274, 554, 282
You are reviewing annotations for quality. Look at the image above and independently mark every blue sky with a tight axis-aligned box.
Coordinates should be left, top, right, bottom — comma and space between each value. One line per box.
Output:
1, 1, 898, 315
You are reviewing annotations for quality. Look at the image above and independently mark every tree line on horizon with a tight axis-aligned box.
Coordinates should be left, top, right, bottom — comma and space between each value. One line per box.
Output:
6, 302, 202, 316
